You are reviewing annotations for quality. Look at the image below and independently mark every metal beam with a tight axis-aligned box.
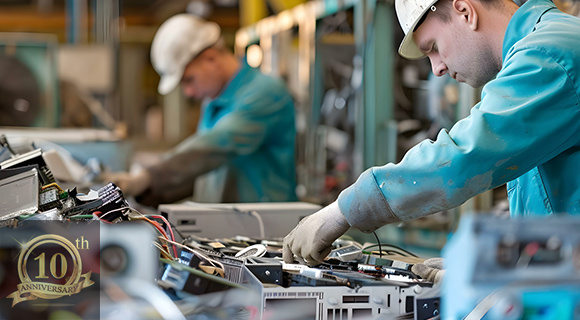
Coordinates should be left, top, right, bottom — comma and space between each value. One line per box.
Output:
239, 0, 268, 27
267, 0, 305, 13
362, 0, 396, 169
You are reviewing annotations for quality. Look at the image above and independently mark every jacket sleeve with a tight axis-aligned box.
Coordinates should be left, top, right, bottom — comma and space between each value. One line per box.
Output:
337, 48, 580, 233
142, 87, 294, 205
175, 87, 293, 155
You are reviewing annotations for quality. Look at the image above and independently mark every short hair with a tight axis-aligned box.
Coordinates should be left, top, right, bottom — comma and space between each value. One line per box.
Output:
432, 0, 503, 22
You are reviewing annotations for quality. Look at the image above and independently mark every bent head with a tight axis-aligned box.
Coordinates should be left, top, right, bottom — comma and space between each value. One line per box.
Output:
396, 0, 516, 87
180, 43, 233, 100
151, 14, 224, 97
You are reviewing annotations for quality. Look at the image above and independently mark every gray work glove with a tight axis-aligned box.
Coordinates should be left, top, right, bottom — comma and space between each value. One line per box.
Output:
411, 257, 446, 283
283, 201, 350, 266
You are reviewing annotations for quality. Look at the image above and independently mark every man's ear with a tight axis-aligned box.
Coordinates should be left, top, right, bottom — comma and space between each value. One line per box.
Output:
452, 0, 479, 31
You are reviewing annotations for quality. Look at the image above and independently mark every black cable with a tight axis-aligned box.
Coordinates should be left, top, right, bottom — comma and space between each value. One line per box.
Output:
0, 134, 16, 156
363, 243, 419, 258
384, 244, 419, 258
372, 231, 382, 259
383, 266, 420, 280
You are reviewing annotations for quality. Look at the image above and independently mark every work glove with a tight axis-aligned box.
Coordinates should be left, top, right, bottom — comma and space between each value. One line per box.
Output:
100, 169, 151, 197
283, 201, 350, 266
411, 257, 446, 283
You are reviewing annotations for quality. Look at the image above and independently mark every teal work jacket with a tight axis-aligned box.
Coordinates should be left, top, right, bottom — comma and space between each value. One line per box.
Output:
337, 0, 580, 232
146, 62, 297, 205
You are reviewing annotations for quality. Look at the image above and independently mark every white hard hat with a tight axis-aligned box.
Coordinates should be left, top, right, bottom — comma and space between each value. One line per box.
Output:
151, 14, 221, 95
396, 0, 439, 60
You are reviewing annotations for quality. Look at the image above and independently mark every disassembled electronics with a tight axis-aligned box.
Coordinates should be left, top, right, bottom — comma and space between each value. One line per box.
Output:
329, 244, 364, 262
0, 146, 129, 224
0, 166, 39, 220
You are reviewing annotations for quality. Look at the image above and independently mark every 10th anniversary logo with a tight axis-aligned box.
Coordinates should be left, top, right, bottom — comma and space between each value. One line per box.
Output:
7, 234, 94, 307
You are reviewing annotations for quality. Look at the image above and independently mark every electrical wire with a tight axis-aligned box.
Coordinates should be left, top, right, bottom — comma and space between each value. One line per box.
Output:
0, 135, 16, 156
363, 243, 419, 258
131, 216, 177, 258
150, 215, 179, 259
127, 208, 178, 258
372, 232, 382, 258
149, 215, 176, 243
153, 242, 174, 260
69, 214, 95, 219
41, 182, 64, 192
163, 238, 226, 271
249, 210, 265, 238
93, 206, 178, 258
371, 249, 418, 257
92, 211, 113, 224
167, 219, 186, 240
95, 207, 130, 222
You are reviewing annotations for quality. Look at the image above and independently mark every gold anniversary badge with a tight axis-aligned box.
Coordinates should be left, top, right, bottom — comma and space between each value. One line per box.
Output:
7, 234, 94, 307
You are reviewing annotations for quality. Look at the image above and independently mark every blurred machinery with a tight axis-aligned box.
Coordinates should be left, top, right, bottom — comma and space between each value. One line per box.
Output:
0, 33, 59, 127
443, 214, 580, 320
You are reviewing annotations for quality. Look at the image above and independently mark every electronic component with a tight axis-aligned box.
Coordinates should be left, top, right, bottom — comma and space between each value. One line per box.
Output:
160, 245, 245, 295
94, 183, 129, 221
153, 231, 436, 319
0, 148, 54, 185
244, 256, 283, 285
0, 166, 39, 220
329, 244, 363, 262
235, 244, 267, 259
159, 202, 321, 238
39, 186, 61, 211
160, 257, 244, 295
414, 296, 440, 320
242, 264, 437, 320
62, 183, 129, 221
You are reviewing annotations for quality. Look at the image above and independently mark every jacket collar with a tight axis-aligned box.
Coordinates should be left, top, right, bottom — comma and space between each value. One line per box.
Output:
209, 60, 253, 107
502, 0, 556, 61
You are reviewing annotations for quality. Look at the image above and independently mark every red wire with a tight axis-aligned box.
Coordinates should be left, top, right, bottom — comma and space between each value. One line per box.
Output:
93, 211, 113, 224
149, 215, 178, 257
149, 215, 175, 242
141, 216, 169, 239
94, 210, 178, 258
132, 216, 178, 258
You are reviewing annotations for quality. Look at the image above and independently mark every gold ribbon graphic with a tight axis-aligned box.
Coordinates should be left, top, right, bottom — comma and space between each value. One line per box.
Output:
7, 234, 95, 307
7, 272, 94, 307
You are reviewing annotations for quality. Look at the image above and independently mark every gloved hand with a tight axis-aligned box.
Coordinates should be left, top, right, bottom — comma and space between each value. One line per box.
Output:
283, 201, 350, 265
411, 257, 446, 283
100, 169, 151, 197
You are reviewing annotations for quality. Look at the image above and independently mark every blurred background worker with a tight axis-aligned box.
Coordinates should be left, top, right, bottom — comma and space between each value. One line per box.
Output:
284, 0, 580, 267
106, 14, 297, 207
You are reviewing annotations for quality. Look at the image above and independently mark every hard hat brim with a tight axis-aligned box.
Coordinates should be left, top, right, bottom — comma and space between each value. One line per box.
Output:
399, 33, 425, 60
158, 72, 181, 95
397, 0, 439, 60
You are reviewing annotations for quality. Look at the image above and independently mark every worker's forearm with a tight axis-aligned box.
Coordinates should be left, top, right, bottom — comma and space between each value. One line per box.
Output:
337, 169, 400, 233
145, 148, 231, 202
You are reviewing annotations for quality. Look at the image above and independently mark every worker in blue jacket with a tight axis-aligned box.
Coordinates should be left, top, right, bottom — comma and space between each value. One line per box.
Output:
284, 0, 580, 267
108, 14, 297, 206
